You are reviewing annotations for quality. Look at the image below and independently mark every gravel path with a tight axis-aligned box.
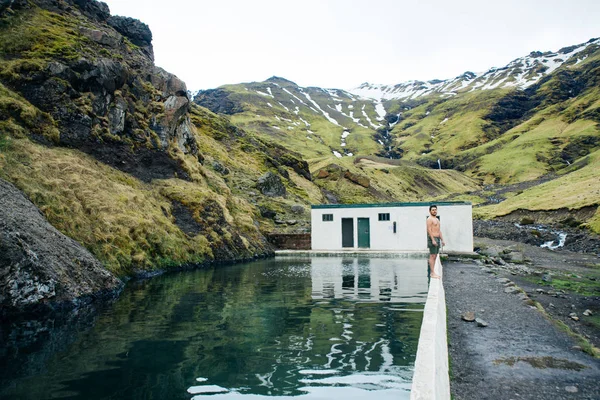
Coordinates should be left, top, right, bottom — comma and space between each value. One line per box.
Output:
445, 261, 600, 400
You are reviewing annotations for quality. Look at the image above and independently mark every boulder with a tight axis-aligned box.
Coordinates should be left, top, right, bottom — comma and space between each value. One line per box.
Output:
258, 205, 277, 219
344, 170, 370, 188
212, 161, 230, 175
475, 318, 488, 327
257, 172, 286, 197
461, 311, 476, 322
0, 179, 123, 315
505, 251, 525, 263
79, 27, 121, 48
316, 169, 330, 179
291, 205, 305, 215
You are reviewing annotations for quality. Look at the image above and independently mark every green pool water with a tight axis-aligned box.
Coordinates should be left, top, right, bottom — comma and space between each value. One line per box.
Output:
0, 256, 427, 399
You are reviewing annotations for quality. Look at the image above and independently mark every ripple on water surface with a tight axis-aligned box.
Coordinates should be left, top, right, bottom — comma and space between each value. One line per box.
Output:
0, 256, 428, 400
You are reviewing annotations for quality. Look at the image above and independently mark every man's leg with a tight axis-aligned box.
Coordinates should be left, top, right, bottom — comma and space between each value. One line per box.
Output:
429, 253, 440, 279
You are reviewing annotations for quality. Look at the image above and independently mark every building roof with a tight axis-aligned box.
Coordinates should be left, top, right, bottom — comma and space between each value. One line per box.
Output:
311, 201, 471, 209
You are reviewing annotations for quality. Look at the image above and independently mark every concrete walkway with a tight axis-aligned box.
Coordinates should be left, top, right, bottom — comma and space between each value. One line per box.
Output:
445, 261, 600, 400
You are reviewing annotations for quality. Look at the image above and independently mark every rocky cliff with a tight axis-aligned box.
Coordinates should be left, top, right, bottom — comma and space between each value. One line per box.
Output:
0, 178, 123, 316
0, 0, 295, 312
1, 0, 197, 180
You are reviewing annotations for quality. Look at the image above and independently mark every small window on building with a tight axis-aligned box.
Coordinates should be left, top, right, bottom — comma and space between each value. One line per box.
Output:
322, 214, 333, 222
378, 213, 390, 221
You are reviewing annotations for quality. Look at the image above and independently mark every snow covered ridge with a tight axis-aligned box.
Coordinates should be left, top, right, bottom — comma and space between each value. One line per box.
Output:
349, 38, 600, 101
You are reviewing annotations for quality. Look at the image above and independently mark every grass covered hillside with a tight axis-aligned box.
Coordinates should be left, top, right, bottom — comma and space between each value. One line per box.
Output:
0, 89, 280, 276
194, 77, 387, 160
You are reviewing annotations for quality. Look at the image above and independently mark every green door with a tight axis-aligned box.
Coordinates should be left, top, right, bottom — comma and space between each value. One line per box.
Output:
342, 218, 354, 248
357, 218, 370, 248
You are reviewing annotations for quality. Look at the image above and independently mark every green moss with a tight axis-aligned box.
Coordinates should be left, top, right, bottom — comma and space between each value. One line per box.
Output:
0, 8, 90, 62
520, 273, 600, 297
0, 58, 47, 81
0, 82, 60, 142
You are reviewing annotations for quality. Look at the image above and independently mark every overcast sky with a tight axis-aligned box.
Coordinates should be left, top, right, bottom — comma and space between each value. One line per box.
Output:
101, 0, 600, 92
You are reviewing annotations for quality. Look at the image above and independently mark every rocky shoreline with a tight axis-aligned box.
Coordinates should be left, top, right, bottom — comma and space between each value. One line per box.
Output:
473, 219, 600, 255
445, 257, 600, 400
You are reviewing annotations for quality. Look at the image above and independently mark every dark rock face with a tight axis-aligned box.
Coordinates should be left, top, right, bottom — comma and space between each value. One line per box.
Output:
560, 135, 600, 164
483, 91, 540, 139
267, 150, 311, 181
0, 0, 26, 14
73, 0, 110, 22
0, 179, 123, 316
79, 142, 190, 182
107, 15, 152, 48
193, 89, 245, 115
257, 172, 286, 197
170, 201, 203, 236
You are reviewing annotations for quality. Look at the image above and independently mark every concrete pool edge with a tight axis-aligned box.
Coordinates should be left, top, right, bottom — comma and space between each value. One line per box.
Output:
410, 255, 450, 400
275, 250, 475, 257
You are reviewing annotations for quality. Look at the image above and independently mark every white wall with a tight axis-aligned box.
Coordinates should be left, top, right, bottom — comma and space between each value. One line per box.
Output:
311, 203, 473, 253
436, 204, 473, 253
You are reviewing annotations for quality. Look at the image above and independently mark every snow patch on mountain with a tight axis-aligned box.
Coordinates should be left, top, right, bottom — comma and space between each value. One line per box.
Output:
301, 91, 342, 126
361, 104, 382, 129
282, 88, 307, 105
257, 90, 274, 98
374, 101, 386, 121
350, 38, 600, 101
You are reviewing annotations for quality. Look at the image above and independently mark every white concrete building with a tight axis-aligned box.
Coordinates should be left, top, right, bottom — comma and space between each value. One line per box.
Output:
310, 202, 473, 253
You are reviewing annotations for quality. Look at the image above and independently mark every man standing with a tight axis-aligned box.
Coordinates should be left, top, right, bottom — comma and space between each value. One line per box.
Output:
427, 205, 445, 279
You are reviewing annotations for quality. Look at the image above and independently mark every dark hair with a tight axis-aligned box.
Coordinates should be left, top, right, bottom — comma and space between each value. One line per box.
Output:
429, 204, 437, 211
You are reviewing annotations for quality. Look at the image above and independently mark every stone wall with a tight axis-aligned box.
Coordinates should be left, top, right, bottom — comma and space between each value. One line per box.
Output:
267, 234, 311, 250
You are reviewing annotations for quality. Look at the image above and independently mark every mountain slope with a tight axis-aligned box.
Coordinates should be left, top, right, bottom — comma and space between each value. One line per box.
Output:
194, 77, 388, 159
352, 38, 600, 101
195, 38, 600, 233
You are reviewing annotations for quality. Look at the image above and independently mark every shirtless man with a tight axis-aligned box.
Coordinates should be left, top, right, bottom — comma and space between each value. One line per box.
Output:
426, 205, 445, 279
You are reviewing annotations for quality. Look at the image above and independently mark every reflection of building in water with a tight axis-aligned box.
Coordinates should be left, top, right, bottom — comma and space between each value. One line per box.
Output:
311, 257, 427, 303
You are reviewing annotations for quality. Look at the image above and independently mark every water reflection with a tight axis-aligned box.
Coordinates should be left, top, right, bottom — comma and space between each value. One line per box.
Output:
311, 257, 427, 302
0, 256, 427, 400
